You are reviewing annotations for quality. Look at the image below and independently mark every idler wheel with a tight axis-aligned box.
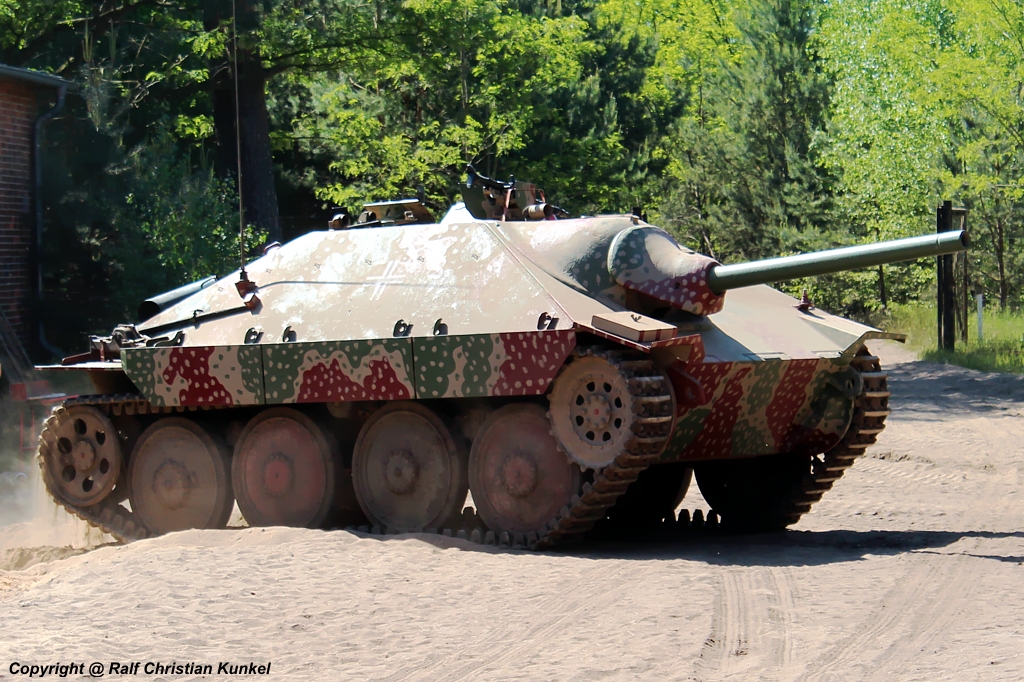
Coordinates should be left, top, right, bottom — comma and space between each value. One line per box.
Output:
128, 418, 233, 534
232, 408, 337, 528
469, 403, 580, 534
352, 403, 467, 532
39, 405, 121, 507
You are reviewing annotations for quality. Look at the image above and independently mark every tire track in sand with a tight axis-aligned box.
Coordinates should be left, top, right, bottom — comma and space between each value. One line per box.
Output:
694, 566, 796, 681
693, 569, 745, 678
866, 547, 979, 678
799, 476, 989, 682
384, 563, 635, 682
766, 567, 798, 671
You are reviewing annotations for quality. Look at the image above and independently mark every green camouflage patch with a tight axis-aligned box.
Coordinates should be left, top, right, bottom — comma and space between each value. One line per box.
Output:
414, 335, 507, 398
263, 339, 414, 403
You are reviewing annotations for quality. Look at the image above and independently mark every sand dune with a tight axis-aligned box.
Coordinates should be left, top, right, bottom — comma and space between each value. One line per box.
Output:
1, 341, 1022, 681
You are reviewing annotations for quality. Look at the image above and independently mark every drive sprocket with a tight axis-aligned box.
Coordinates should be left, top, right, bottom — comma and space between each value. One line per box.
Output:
532, 346, 676, 548
38, 405, 122, 508
37, 397, 152, 543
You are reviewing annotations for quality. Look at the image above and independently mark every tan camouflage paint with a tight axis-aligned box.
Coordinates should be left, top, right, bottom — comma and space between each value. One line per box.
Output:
494, 218, 724, 315
496, 217, 636, 306
138, 220, 583, 349
608, 226, 724, 315
121, 346, 264, 407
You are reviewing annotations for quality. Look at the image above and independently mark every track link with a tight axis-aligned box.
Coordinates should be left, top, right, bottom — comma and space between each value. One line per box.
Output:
772, 348, 890, 526
699, 347, 887, 530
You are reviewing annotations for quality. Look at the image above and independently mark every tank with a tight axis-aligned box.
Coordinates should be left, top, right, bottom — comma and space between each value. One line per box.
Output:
37, 172, 969, 548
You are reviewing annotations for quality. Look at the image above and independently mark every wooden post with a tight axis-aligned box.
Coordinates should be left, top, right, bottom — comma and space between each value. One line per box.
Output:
976, 293, 984, 342
957, 209, 969, 344
937, 201, 956, 351
936, 204, 943, 347
961, 252, 969, 344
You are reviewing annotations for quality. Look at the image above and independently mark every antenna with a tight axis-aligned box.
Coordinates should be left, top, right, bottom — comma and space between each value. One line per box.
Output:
229, 0, 258, 308
232, 0, 248, 283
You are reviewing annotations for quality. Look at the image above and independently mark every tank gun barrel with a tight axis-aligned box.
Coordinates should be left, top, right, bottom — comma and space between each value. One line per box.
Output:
706, 230, 970, 295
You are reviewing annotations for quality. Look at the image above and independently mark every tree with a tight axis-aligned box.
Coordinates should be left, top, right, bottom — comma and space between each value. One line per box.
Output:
2, 0, 397, 244
661, 0, 836, 269
289, 0, 593, 211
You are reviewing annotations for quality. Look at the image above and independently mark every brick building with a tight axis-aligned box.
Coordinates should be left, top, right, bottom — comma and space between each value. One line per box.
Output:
0, 65, 66, 373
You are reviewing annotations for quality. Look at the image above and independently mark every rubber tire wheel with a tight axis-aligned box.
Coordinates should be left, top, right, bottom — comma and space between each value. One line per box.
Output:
468, 403, 581, 535
694, 453, 811, 532
604, 462, 692, 528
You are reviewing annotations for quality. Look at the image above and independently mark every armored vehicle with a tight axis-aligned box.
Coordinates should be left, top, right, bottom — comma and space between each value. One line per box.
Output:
38, 172, 968, 547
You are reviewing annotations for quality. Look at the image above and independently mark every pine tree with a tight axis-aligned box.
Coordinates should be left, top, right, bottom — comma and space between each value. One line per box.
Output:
664, 0, 836, 264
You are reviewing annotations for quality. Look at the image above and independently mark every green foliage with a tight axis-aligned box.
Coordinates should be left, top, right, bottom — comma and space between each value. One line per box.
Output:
9, 0, 1024, 360
39, 111, 252, 346
885, 301, 1024, 374
659, 0, 837, 275
819, 0, 1024, 312
107, 126, 256, 312
290, 0, 593, 210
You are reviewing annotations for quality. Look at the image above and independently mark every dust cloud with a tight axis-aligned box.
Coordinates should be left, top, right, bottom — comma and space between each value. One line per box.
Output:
0, 459, 111, 570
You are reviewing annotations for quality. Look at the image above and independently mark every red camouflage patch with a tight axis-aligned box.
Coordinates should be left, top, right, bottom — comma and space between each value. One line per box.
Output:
493, 330, 575, 396
626, 261, 726, 315
766, 359, 819, 449
296, 358, 412, 402
162, 346, 233, 405
682, 364, 749, 459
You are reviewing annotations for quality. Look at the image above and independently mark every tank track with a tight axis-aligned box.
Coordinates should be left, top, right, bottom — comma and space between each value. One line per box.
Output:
769, 347, 890, 526
532, 346, 675, 549
35, 350, 886, 548
345, 505, 724, 549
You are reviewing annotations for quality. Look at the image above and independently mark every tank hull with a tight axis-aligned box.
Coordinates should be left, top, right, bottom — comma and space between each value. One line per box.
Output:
37, 213, 912, 547
106, 219, 898, 462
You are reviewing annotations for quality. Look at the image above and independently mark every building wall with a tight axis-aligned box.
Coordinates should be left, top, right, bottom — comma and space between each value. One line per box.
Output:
0, 78, 40, 349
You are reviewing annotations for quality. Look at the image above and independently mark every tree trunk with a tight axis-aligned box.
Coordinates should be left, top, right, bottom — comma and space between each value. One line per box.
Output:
996, 218, 1007, 310
205, 1, 281, 245
878, 264, 886, 308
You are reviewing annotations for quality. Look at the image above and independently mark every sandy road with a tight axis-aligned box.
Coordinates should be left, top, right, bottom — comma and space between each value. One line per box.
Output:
0, 341, 1021, 681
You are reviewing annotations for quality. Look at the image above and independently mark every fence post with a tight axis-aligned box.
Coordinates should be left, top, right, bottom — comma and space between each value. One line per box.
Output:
954, 207, 969, 344
937, 201, 956, 351
976, 293, 984, 343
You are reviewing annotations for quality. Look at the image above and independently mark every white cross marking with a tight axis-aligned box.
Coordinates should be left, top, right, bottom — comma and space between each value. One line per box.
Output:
366, 260, 402, 300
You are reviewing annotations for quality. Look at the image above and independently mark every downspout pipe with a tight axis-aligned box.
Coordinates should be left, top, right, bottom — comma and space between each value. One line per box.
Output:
34, 83, 67, 361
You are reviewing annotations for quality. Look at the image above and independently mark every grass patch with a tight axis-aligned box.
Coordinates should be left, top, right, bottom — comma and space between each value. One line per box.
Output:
883, 302, 1024, 374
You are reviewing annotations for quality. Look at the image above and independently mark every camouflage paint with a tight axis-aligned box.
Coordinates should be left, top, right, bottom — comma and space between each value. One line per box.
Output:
661, 358, 853, 462
263, 340, 413, 403
121, 346, 264, 407
608, 226, 725, 315
415, 331, 575, 398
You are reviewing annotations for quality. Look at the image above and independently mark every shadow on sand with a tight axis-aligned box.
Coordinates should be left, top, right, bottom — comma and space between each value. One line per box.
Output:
353, 525, 1024, 567
567, 528, 1024, 566
885, 359, 1024, 417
